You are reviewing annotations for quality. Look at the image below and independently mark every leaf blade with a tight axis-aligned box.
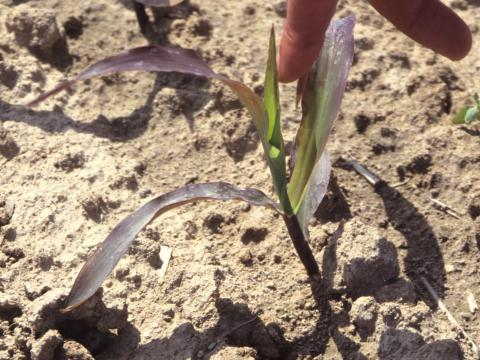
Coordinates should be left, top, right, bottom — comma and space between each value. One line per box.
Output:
465, 106, 479, 123
453, 105, 470, 124
263, 27, 288, 210
296, 149, 331, 232
64, 182, 280, 311
288, 16, 355, 214
27, 45, 287, 208
135, 0, 184, 7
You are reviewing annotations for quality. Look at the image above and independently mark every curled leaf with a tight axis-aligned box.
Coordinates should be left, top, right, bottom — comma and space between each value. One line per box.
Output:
64, 182, 280, 311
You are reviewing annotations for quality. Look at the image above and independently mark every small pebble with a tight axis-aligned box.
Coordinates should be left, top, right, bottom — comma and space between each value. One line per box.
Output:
467, 291, 477, 314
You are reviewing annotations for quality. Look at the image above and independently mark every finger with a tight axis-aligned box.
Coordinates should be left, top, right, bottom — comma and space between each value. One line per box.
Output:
368, 0, 471, 60
278, 0, 338, 83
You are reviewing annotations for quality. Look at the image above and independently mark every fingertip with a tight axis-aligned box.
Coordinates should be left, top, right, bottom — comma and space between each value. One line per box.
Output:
277, 34, 297, 83
277, 49, 301, 83
277, 0, 336, 82
278, 29, 321, 83
447, 21, 472, 60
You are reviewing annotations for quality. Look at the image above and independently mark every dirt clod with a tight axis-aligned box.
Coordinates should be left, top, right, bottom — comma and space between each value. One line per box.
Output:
0, 62, 19, 89
222, 118, 258, 162
241, 227, 268, 244
350, 296, 377, 338
203, 213, 225, 234
0, 194, 14, 227
6, 4, 70, 67
374, 279, 417, 303
7, 5, 62, 52
0, 293, 22, 323
56, 340, 94, 360
322, 219, 399, 297
353, 114, 371, 134
211, 346, 257, 359
62, 16, 83, 39
30, 329, 63, 360
0, 124, 19, 160
406, 154, 433, 174
81, 195, 118, 223
238, 249, 253, 266
54, 152, 86, 172
25, 288, 67, 335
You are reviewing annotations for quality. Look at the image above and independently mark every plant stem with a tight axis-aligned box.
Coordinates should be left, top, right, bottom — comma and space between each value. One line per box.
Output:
133, 2, 149, 33
283, 214, 320, 278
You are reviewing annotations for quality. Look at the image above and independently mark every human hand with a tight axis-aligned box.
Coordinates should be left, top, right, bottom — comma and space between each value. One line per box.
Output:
278, 0, 472, 83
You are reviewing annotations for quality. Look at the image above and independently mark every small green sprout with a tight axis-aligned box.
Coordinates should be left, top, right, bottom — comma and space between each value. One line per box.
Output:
453, 93, 480, 124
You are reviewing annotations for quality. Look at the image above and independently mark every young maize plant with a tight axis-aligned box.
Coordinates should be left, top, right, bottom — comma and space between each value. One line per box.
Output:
132, 0, 186, 34
453, 93, 480, 124
28, 16, 355, 311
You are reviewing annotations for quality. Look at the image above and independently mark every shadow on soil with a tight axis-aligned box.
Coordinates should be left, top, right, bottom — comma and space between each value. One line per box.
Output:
375, 181, 446, 305
0, 83, 158, 141
0, 70, 210, 141
65, 174, 451, 359
1, 0, 211, 139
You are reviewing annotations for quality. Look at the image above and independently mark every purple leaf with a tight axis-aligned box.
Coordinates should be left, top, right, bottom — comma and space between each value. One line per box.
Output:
63, 182, 280, 311
26, 46, 266, 134
135, 0, 184, 6
27, 45, 289, 203
27, 46, 216, 107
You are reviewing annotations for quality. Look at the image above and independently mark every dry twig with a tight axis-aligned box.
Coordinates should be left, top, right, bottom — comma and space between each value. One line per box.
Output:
430, 198, 461, 219
421, 276, 479, 359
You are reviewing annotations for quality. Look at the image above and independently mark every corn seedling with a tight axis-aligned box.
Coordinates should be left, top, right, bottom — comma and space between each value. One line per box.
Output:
29, 16, 355, 311
132, 0, 185, 33
453, 93, 480, 124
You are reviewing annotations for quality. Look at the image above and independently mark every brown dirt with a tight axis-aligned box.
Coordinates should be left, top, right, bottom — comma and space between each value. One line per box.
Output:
0, 0, 479, 359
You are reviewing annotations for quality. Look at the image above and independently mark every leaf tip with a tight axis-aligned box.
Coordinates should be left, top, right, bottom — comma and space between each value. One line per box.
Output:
268, 25, 276, 52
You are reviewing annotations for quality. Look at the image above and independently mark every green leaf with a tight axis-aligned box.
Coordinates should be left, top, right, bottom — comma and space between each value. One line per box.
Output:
288, 16, 355, 214
465, 106, 479, 123
263, 27, 288, 210
453, 105, 470, 124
